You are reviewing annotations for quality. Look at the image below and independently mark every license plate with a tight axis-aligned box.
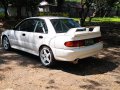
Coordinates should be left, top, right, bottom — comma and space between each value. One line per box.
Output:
85, 39, 94, 46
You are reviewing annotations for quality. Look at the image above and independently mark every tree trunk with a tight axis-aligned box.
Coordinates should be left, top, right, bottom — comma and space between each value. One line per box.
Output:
116, 6, 119, 16
17, 6, 21, 19
1, 0, 8, 19
89, 10, 96, 23
4, 5, 8, 19
79, 4, 85, 26
80, 4, 90, 26
57, 0, 64, 12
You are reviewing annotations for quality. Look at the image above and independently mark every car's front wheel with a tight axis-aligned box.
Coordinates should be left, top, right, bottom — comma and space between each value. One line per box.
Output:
39, 46, 55, 67
2, 36, 11, 50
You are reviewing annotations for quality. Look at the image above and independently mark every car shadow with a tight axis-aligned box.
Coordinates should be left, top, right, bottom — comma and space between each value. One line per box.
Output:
0, 58, 6, 65
0, 48, 118, 76
0, 48, 45, 68
50, 57, 118, 76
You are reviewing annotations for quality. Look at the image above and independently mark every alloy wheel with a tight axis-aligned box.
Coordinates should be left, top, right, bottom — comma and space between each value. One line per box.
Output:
3, 37, 10, 50
40, 47, 52, 66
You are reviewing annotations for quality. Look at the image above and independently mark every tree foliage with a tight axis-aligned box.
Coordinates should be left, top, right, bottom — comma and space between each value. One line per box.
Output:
0, 0, 120, 21
79, 0, 93, 26
0, 0, 40, 18
0, 0, 9, 18
79, 0, 120, 26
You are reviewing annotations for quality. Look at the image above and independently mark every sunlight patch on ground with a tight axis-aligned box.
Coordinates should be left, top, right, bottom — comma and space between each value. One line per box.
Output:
107, 48, 120, 53
1, 53, 18, 57
0, 47, 3, 50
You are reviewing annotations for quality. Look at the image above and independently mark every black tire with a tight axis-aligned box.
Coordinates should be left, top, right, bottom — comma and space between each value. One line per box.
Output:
39, 46, 55, 67
2, 36, 11, 51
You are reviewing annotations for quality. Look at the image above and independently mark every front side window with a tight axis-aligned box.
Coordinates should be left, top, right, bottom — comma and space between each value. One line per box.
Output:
16, 19, 37, 32
50, 19, 80, 33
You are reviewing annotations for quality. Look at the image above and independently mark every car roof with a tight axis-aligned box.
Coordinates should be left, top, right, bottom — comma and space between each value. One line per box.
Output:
27, 16, 71, 20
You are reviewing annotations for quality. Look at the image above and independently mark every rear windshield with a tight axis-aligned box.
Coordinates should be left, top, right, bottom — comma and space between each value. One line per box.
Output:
50, 19, 80, 33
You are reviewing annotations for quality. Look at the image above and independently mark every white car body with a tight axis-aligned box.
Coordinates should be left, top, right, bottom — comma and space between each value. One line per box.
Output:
1, 17, 103, 63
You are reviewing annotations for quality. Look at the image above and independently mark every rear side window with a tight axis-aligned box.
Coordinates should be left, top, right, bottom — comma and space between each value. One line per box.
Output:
51, 19, 80, 33
34, 19, 48, 34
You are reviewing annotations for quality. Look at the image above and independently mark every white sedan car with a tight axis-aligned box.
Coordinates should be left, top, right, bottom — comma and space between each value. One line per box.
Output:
1, 17, 103, 67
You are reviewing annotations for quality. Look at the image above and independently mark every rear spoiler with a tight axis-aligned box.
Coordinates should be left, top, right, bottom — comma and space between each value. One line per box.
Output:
65, 26, 100, 37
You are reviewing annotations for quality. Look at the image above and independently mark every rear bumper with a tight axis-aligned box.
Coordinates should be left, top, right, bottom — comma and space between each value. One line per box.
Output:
53, 42, 103, 61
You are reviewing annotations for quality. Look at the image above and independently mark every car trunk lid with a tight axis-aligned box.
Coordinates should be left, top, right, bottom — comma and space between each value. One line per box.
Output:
64, 26, 102, 47
66, 26, 101, 39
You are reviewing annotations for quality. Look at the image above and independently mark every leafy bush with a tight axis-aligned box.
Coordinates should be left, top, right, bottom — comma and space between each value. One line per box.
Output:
38, 12, 69, 17
0, 8, 5, 18
0, 13, 5, 18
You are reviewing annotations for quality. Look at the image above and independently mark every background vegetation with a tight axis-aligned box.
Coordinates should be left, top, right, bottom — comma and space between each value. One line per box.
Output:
0, 0, 120, 26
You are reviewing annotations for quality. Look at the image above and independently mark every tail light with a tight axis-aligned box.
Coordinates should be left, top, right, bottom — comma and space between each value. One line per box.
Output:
64, 40, 84, 47
64, 37, 102, 47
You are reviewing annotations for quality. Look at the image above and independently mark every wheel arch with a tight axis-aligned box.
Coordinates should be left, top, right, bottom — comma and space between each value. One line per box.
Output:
39, 44, 52, 52
38, 44, 55, 57
1, 34, 11, 50
1, 35, 8, 45
38, 44, 56, 67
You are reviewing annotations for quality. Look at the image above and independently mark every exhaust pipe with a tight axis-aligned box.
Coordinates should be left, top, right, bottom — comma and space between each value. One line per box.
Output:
72, 59, 79, 64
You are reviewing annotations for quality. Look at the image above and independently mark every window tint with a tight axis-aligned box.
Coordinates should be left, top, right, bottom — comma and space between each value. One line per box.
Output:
51, 19, 80, 33
18, 19, 37, 32
35, 19, 48, 33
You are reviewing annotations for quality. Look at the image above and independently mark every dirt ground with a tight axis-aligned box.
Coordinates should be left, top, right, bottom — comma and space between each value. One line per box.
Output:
0, 21, 120, 90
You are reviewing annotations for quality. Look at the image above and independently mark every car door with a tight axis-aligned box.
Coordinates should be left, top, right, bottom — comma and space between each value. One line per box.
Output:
19, 19, 37, 49
12, 20, 27, 47
13, 19, 37, 49
27, 19, 48, 52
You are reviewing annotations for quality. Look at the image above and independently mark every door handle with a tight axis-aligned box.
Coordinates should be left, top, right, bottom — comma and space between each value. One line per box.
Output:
22, 33, 25, 36
39, 36, 43, 39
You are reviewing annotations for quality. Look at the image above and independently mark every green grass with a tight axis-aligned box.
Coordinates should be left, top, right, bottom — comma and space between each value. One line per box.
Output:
65, 0, 80, 2
0, 13, 5, 18
74, 17, 120, 23
89, 17, 120, 23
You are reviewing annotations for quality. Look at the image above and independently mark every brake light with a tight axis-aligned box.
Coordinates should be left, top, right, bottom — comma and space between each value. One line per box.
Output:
64, 40, 84, 47
64, 37, 102, 47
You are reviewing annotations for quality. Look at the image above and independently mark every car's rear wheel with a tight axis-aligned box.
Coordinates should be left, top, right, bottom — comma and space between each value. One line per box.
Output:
39, 46, 55, 67
2, 36, 11, 50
